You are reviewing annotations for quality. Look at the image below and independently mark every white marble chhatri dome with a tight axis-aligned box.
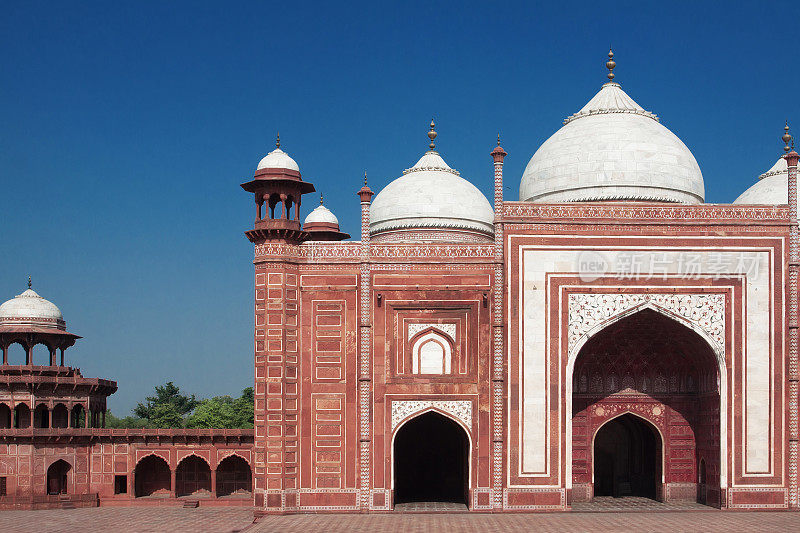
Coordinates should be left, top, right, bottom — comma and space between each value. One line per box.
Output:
520, 53, 705, 204
257, 135, 299, 172
733, 157, 793, 207
370, 131, 494, 238
0, 284, 65, 329
304, 203, 340, 226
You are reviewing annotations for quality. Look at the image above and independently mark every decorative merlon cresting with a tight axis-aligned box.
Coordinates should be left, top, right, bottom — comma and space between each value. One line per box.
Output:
391, 400, 472, 431
568, 293, 726, 356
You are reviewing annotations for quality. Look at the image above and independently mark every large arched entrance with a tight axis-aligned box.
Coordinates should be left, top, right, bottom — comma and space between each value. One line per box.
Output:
571, 308, 720, 506
47, 459, 71, 495
593, 414, 661, 499
134, 455, 171, 497
393, 411, 469, 506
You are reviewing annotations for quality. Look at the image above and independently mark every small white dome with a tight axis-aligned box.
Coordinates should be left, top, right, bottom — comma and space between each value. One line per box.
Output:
257, 147, 299, 172
733, 157, 792, 206
304, 204, 339, 226
519, 82, 705, 203
370, 151, 494, 237
0, 287, 65, 329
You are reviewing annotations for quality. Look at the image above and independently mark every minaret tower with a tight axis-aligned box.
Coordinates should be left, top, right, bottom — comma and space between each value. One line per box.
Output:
241, 135, 316, 245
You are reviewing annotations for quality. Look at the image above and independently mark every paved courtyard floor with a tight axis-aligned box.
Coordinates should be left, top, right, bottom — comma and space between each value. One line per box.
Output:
1, 506, 800, 533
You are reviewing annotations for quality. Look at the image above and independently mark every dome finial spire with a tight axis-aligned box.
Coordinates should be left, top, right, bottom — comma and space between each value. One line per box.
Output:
320, 193, 324, 205
497, 132, 501, 146
27, 276, 31, 289
364, 171, 368, 186
276, 132, 280, 149
783, 121, 792, 153
606, 47, 616, 82
428, 119, 437, 151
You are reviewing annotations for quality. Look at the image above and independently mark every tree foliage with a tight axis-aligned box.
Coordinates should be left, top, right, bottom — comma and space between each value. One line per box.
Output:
108, 382, 253, 429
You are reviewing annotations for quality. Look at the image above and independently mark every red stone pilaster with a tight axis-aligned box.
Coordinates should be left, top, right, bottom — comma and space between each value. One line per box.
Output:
253, 254, 300, 514
786, 147, 799, 508
357, 181, 374, 509
491, 142, 507, 510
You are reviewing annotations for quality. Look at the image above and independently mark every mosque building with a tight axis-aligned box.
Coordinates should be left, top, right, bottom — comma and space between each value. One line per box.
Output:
1, 51, 798, 514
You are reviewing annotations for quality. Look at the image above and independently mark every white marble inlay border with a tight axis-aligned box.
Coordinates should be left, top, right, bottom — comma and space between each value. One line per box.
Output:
407, 323, 457, 340
391, 400, 472, 431
568, 293, 725, 355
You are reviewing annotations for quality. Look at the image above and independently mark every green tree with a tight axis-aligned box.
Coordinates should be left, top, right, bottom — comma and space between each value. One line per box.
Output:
133, 381, 198, 428
185, 388, 254, 429
105, 411, 147, 429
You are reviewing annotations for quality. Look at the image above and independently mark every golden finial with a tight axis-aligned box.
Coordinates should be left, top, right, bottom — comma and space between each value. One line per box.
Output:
606, 47, 616, 82
497, 132, 501, 146
364, 171, 368, 186
28, 276, 31, 289
428, 119, 437, 151
783, 121, 792, 153
320, 193, 324, 205
276, 132, 280, 149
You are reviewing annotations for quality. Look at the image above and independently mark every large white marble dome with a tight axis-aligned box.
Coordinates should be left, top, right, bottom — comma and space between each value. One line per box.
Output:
370, 149, 494, 238
733, 157, 793, 207
0, 286, 65, 329
519, 80, 705, 204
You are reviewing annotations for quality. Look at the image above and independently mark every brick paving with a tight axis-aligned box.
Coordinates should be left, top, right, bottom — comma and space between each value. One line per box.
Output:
0, 507, 799, 533
247, 511, 800, 533
0, 507, 254, 533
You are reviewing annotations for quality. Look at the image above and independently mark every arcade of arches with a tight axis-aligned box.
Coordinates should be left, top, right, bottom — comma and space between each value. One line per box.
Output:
0, 402, 101, 429
134, 454, 252, 499
571, 309, 720, 506
393, 411, 469, 506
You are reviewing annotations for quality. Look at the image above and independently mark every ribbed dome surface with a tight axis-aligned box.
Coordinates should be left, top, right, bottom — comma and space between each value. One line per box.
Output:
0, 288, 65, 329
519, 82, 705, 204
370, 151, 494, 238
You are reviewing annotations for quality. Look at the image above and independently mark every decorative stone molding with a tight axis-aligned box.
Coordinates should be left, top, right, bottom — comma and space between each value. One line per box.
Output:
391, 400, 472, 431
503, 202, 788, 223
568, 293, 725, 355
407, 323, 456, 340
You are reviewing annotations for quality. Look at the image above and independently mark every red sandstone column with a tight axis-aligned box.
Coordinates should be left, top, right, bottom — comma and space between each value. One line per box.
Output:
357, 176, 374, 510
2, 346, 7, 365
211, 468, 217, 498
170, 468, 177, 498
491, 139, 507, 510
785, 129, 799, 509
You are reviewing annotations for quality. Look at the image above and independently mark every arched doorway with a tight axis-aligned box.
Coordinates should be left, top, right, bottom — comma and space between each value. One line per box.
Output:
216, 455, 252, 497
134, 455, 171, 497
51, 404, 69, 428
393, 411, 469, 506
13, 403, 30, 429
34, 404, 49, 428
593, 414, 661, 499
571, 308, 720, 506
47, 459, 71, 495
175, 455, 211, 497
0, 403, 10, 428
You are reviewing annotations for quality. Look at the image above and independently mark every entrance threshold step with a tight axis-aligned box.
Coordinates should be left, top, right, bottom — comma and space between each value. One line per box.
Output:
394, 502, 469, 513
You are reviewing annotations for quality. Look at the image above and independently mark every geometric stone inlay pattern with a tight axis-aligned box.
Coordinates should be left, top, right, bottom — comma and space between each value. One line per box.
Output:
391, 400, 472, 431
407, 323, 457, 340
568, 293, 725, 355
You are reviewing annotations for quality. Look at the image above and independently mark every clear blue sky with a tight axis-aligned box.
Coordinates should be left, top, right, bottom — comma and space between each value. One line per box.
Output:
2, 1, 798, 415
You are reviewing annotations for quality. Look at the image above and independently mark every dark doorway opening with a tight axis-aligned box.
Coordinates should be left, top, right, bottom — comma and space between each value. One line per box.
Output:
135, 455, 171, 497
393, 411, 468, 506
175, 455, 211, 497
47, 459, 71, 495
594, 414, 661, 499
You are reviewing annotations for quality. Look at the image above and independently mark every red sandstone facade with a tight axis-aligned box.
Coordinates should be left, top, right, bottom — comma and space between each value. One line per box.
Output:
244, 137, 800, 514
2, 128, 798, 518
